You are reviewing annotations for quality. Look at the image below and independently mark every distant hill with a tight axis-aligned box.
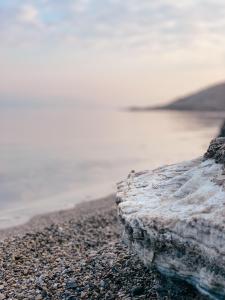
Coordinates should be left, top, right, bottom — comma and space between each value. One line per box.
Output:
129, 82, 225, 112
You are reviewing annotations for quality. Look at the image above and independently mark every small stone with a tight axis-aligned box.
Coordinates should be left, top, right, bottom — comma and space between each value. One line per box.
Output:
80, 291, 87, 298
100, 280, 106, 289
0, 294, 6, 300
66, 281, 77, 290
66, 296, 77, 300
131, 286, 145, 296
35, 295, 42, 300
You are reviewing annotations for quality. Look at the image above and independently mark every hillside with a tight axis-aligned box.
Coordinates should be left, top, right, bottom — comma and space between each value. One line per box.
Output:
130, 82, 225, 112
163, 82, 225, 111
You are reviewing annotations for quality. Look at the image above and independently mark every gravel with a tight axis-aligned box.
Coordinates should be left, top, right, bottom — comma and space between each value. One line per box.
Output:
0, 196, 207, 299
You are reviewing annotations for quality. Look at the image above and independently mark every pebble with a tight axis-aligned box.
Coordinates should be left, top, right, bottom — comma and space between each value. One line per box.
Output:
100, 279, 106, 288
66, 296, 77, 300
0, 203, 207, 300
131, 285, 145, 296
66, 281, 77, 290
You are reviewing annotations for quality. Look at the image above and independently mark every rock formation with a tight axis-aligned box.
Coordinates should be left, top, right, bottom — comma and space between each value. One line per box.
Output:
117, 138, 225, 300
218, 121, 225, 138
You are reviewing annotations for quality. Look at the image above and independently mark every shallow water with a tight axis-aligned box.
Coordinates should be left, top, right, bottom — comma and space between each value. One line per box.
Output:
0, 106, 224, 228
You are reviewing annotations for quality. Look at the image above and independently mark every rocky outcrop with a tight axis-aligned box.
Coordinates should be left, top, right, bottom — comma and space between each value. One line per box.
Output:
218, 121, 225, 138
117, 138, 225, 300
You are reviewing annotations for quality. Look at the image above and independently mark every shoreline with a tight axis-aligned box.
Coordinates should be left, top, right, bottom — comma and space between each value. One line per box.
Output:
127, 106, 225, 114
0, 194, 115, 240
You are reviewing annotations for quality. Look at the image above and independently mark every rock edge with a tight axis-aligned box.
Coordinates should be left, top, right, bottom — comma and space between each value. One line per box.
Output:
117, 138, 225, 300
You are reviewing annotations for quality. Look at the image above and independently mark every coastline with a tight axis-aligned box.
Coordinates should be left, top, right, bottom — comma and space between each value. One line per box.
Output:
127, 106, 225, 113
0, 194, 115, 240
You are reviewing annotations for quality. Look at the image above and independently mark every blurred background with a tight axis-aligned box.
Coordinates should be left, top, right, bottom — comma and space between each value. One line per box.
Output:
1, 0, 225, 228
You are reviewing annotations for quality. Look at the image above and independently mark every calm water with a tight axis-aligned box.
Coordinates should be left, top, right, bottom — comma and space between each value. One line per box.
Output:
0, 107, 224, 228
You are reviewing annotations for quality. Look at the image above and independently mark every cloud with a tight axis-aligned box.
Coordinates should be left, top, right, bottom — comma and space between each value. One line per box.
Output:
1, 0, 225, 108
73, 0, 90, 13
1, 0, 225, 61
18, 5, 40, 26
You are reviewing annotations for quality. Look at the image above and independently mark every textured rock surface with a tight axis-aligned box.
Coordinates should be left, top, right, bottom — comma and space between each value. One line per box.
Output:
218, 121, 225, 138
117, 139, 225, 300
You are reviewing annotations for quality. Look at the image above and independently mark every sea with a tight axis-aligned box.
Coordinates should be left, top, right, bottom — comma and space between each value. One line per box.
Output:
0, 105, 224, 228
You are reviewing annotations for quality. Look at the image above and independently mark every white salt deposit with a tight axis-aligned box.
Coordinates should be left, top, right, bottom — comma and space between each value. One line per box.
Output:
118, 158, 225, 229
117, 155, 225, 299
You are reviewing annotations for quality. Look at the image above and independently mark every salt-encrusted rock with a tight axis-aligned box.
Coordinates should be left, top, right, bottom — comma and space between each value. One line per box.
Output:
117, 138, 225, 300
204, 137, 225, 163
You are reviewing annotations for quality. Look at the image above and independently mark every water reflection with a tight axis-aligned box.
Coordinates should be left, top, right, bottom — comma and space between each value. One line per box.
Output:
0, 107, 223, 228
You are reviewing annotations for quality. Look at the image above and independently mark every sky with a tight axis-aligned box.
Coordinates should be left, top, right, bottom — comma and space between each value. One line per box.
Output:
1, 0, 225, 107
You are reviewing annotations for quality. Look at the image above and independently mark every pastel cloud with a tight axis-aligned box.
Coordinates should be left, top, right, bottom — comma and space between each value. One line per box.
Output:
1, 0, 224, 50
1, 0, 225, 106
18, 5, 39, 25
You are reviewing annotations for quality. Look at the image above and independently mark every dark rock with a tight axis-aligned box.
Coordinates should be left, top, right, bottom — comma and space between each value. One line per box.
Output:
218, 120, 225, 138
131, 285, 145, 296
204, 137, 225, 163
66, 296, 77, 300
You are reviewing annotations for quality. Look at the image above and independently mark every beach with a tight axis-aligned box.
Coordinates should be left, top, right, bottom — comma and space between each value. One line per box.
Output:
2, 1, 225, 298
0, 195, 207, 300
0, 109, 220, 300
